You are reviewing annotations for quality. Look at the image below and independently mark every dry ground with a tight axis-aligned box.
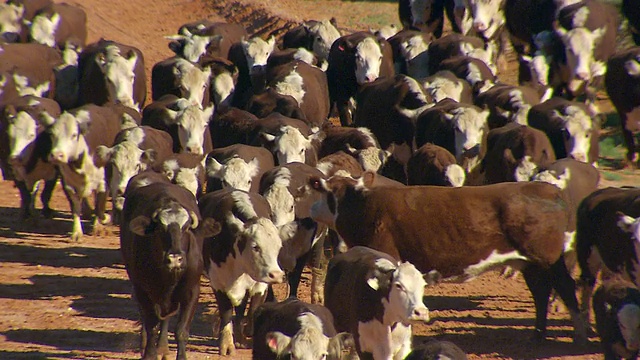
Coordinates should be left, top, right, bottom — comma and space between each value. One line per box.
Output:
0, 0, 637, 359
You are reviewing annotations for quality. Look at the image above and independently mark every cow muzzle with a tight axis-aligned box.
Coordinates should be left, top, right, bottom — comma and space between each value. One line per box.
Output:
473, 21, 488, 32
410, 306, 430, 322
166, 252, 185, 271
49, 152, 67, 164
264, 269, 285, 284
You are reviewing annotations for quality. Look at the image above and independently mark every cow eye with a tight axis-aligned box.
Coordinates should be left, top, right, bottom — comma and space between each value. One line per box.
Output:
252, 244, 260, 252
290, 205, 294, 212
395, 283, 405, 291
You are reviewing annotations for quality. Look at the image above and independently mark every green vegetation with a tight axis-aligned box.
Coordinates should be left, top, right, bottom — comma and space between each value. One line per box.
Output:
602, 171, 623, 181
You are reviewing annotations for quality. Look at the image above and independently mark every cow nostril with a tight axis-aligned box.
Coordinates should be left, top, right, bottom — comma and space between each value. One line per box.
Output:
267, 270, 285, 283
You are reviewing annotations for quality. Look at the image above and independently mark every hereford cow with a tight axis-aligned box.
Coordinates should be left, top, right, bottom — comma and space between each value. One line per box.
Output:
205, 143, 274, 193
28, 2, 86, 50
605, 47, 640, 168
474, 83, 543, 129
310, 173, 586, 344
228, 35, 277, 108
319, 126, 389, 173
141, 95, 214, 156
120, 181, 221, 360
427, 33, 497, 76
77, 39, 146, 110
325, 246, 430, 359
317, 151, 365, 179
0, 1, 27, 42
199, 189, 285, 355
281, 19, 341, 71
407, 143, 466, 187
201, 56, 238, 110
327, 31, 395, 126
503, 0, 558, 56
398, 0, 462, 37
168, 21, 248, 61
387, 29, 434, 79
151, 57, 212, 107
153, 153, 206, 198
419, 70, 474, 104
253, 298, 358, 360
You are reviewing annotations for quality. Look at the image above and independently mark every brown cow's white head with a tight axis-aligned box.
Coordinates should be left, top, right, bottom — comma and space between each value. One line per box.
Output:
307, 19, 341, 68
6, 108, 38, 161
166, 28, 222, 63
555, 26, 606, 94
171, 59, 212, 106
29, 11, 60, 47
165, 101, 215, 155
553, 105, 593, 163
262, 167, 296, 228
445, 106, 489, 159
467, 0, 505, 39
355, 37, 383, 85
0, 2, 24, 36
98, 45, 139, 110
399, 34, 431, 79
47, 110, 91, 163
262, 125, 321, 165
242, 36, 276, 75
206, 156, 260, 192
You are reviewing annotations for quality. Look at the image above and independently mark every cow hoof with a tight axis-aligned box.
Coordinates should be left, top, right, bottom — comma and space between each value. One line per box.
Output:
529, 329, 546, 344
70, 232, 83, 242
41, 207, 56, 219
92, 222, 109, 237
219, 323, 236, 356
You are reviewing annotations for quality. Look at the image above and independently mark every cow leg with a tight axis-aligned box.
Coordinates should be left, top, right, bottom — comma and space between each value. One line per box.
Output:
233, 293, 251, 348
214, 290, 236, 356
338, 101, 353, 126
40, 178, 57, 218
620, 116, 639, 168
522, 264, 552, 342
242, 290, 268, 339
92, 190, 111, 236
310, 235, 329, 304
136, 289, 160, 360
15, 180, 34, 220
157, 319, 170, 358
175, 285, 200, 360
287, 248, 313, 299
548, 255, 587, 344
61, 182, 84, 242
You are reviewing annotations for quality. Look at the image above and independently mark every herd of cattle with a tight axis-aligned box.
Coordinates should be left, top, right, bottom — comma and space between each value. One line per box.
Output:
2, 0, 640, 358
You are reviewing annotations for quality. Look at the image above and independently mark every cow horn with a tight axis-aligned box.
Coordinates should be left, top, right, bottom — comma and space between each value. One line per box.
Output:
190, 210, 199, 229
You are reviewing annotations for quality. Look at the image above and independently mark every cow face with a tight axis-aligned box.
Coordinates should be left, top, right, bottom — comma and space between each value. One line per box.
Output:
461, 42, 497, 75
556, 27, 606, 94
354, 37, 383, 85
618, 304, 640, 352
161, 159, 202, 197
309, 173, 369, 229
48, 111, 90, 163
262, 168, 296, 227
206, 156, 259, 191
172, 59, 212, 106
96, 141, 156, 211
242, 36, 276, 75
354, 146, 390, 172
467, 0, 505, 39
263, 125, 316, 165
446, 106, 489, 159
618, 213, 640, 242
307, 19, 341, 65
554, 105, 592, 163
444, 164, 466, 187
29, 12, 60, 47
400, 35, 430, 79
6, 109, 37, 160
0, 3, 24, 36
166, 29, 222, 63
409, 0, 431, 28
367, 258, 430, 324
166, 103, 214, 155
235, 216, 285, 283
98, 45, 139, 110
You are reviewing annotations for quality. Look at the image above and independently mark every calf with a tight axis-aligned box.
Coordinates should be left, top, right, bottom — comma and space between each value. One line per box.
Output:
605, 47, 640, 167
252, 297, 357, 360
319, 126, 389, 173
199, 188, 285, 355
593, 278, 640, 360
205, 143, 274, 193
481, 122, 556, 184
28, 2, 86, 49
327, 31, 395, 125
120, 182, 221, 360
141, 94, 215, 155
407, 143, 466, 187
325, 246, 430, 360
77, 39, 146, 110
154, 153, 206, 198
281, 19, 341, 70
151, 56, 212, 107
310, 172, 587, 344
527, 97, 597, 164
474, 83, 543, 129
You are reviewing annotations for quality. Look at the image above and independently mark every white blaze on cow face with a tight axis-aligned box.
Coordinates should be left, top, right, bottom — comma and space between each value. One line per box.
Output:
382, 261, 430, 324
514, 155, 538, 182
100, 45, 139, 109
48, 111, 88, 163
521, 54, 550, 87
468, 0, 505, 39
308, 20, 341, 66
157, 205, 190, 230
167, 103, 214, 155
444, 164, 466, 187
242, 36, 276, 75
446, 107, 488, 158
0, 3, 24, 34
556, 26, 606, 93
267, 312, 330, 360
166, 29, 221, 63
555, 105, 592, 163
264, 125, 313, 165
355, 37, 383, 85
206, 156, 259, 191
400, 35, 430, 79
262, 167, 295, 227
211, 71, 236, 109
29, 12, 60, 47
275, 69, 305, 105
97, 141, 146, 210
173, 59, 212, 106
7, 111, 37, 159
618, 304, 640, 351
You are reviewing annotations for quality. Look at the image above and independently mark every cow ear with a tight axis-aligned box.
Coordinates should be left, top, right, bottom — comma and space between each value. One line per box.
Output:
330, 17, 338, 28
96, 52, 107, 70
141, 149, 157, 165
129, 215, 152, 236
247, 157, 261, 177
94, 145, 113, 168
125, 49, 138, 64
262, 132, 277, 142
361, 171, 376, 188
205, 156, 223, 176
616, 211, 637, 233
266, 331, 291, 356
168, 40, 182, 55
503, 148, 517, 163
195, 218, 222, 238
203, 104, 215, 122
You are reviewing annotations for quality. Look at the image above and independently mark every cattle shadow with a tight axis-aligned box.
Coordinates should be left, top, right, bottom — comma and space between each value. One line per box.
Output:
0, 350, 81, 359
0, 206, 74, 237
2, 329, 138, 354
0, 242, 123, 269
423, 294, 481, 312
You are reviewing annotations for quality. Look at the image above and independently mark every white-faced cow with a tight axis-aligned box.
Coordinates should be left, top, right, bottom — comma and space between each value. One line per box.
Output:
205, 143, 274, 193
120, 181, 221, 360
407, 143, 466, 187
0, 1, 27, 42
387, 29, 434, 79
151, 57, 212, 108
327, 31, 395, 126
310, 172, 587, 344
168, 20, 248, 62
77, 39, 146, 111
253, 297, 358, 360
199, 188, 285, 355
419, 70, 474, 104
324, 246, 430, 360
427, 32, 497, 76
605, 47, 640, 168
27, 2, 86, 50
281, 19, 342, 71
319, 126, 390, 173
228, 35, 277, 108
153, 153, 206, 199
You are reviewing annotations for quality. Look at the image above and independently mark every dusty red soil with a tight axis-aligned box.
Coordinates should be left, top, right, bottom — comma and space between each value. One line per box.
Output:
0, 0, 636, 359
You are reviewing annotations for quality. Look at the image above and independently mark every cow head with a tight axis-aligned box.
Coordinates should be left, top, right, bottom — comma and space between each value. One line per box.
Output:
408, 0, 431, 29
208, 60, 238, 109
262, 167, 296, 227
367, 257, 430, 324
161, 159, 202, 197
0, 2, 24, 36
95, 140, 156, 212
241, 36, 276, 76
166, 28, 223, 63
617, 212, 640, 242
399, 34, 431, 79
467, 0, 505, 39
46, 110, 91, 164
555, 26, 606, 94
444, 164, 466, 187
372, 24, 399, 40
129, 202, 221, 272
354, 36, 383, 85
307, 19, 341, 66
266, 312, 357, 360
460, 42, 497, 75
206, 156, 260, 191
347, 145, 390, 173
97, 45, 139, 110
553, 105, 592, 162
617, 303, 640, 353
5, 106, 38, 161
165, 102, 215, 155
445, 106, 489, 159
262, 125, 321, 165
29, 11, 60, 47
171, 59, 212, 106
531, 167, 571, 190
